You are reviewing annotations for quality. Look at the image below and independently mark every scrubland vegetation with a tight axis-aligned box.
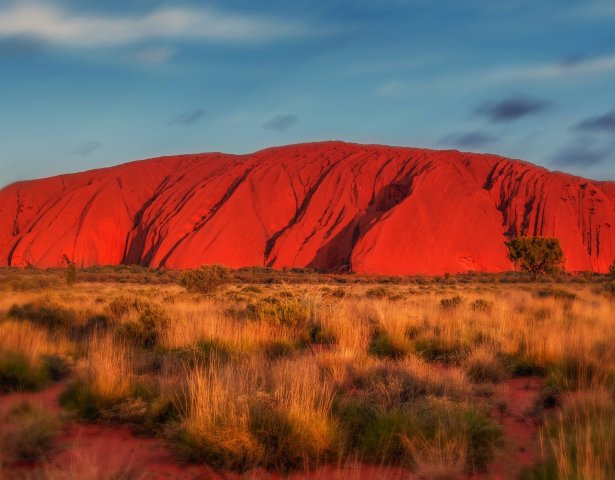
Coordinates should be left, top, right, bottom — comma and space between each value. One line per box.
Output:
0, 266, 614, 478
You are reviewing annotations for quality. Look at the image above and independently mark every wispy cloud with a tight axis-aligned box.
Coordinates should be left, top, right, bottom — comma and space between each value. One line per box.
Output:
70, 141, 102, 156
263, 114, 298, 131
575, 110, 615, 134
439, 131, 498, 149
551, 139, 611, 168
171, 109, 206, 126
0, 2, 314, 48
133, 47, 175, 64
487, 54, 615, 82
477, 95, 549, 123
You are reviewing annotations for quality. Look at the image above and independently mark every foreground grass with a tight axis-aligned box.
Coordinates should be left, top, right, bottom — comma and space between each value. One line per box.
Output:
0, 269, 614, 476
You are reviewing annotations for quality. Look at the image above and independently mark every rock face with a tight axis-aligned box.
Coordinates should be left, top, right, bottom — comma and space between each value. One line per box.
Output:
0, 141, 614, 274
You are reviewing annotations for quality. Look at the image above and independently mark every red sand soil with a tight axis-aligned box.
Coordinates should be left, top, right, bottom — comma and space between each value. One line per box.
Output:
1, 141, 613, 274
0, 378, 543, 480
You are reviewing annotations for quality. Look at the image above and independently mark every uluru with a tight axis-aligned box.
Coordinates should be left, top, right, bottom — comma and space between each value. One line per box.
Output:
0, 141, 613, 274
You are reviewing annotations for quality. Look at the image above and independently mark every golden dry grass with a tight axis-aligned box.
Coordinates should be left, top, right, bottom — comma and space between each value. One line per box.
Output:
1, 275, 614, 476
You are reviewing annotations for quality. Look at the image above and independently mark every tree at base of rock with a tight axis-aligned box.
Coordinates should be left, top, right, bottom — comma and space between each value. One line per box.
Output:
505, 237, 564, 280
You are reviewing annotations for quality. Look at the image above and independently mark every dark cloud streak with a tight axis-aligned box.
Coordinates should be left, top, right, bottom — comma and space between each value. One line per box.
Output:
171, 109, 206, 126
439, 131, 498, 149
476, 95, 549, 123
263, 114, 298, 131
70, 141, 102, 157
575, 110, 615, 134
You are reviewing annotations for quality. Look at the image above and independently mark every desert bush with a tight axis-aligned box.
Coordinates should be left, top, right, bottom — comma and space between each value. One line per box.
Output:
264, 340, 297, 360
506, 237, 565, 279
42, 354, 72, 381
415, 337, 471, 365
464, 349, 507, 383
108, 295, 148, 320
365, 286, 389, 299
241, 285, 262, 294
0, 351, 48, 392
526, 390, 615, 479
369, 331, 407, 359
336, 396, 500, 472
246, 296, 311, 328
470, 299, 494, 313
535, 288, 576, 301
62, 336, 132, 419
173, 357, 336, 471
0, 402, 61, 462
440, 296, 463, 309
8, 301, 76, 329
180, 265, 231, 294
116, 305, 168, 348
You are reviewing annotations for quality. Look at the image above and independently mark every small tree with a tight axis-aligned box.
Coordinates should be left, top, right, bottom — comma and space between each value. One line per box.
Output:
505, 237, 564, 279
180, 265, 231, 294
61, 255, 77, 286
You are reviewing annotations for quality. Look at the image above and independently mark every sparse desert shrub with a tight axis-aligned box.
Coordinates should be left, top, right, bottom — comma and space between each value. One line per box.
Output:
108, 295, 148, 320
180, 265, 231, 294
8, 301, 76, 329
440, 296, 463, 310
241, 285, 262, 294
173, 357, 336, 471
470, 299, 493, 313
264, 340, 297, 360
42, 354, 72, 381
535, 287, 576, 301
365, 286, 389, 299
0, 351, 48, 392
337, 397, 500, 472
415, 337, 470, 365
528, 390, 615, 479
246, 296, 311, 328
116, 305, 168, 348
62, 336, 132, 419
369, 331, 407, 359
464, 349, 507, 383
0, 402, 61, 462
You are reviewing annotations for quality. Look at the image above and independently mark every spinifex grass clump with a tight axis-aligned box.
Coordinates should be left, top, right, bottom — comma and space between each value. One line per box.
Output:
0, 402, 61, 462
172, 356, 337, 471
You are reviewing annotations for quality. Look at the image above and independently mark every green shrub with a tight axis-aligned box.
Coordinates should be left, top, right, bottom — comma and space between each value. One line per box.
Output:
249, 400, 336, 470
246, 297, 311, 328
42, 354, 72, 381
60, 381, 107, 420
336, 397, 501, 472
369, 332, 407, 359
415, 337, 470, 365
8, 301, 76, 329
464, 351, 506, 383
0, 352, 48, 392
0, 402, 61, 462
180, 265, 231, 294
116, 305, 168, 348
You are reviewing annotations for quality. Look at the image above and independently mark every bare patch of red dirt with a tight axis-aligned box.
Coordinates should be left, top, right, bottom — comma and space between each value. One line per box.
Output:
469, 377, 543, 480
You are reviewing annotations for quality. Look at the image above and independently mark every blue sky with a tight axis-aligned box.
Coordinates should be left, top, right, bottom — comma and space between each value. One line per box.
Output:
0, 0, 614, 186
